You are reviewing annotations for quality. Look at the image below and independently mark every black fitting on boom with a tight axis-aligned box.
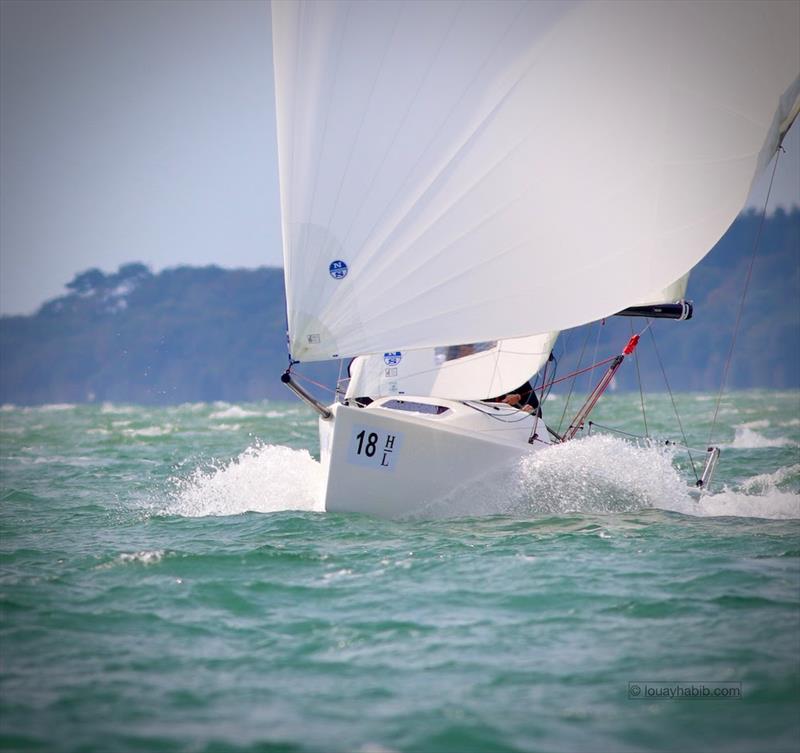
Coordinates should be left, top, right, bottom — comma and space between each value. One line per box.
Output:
614, 300, 693, 320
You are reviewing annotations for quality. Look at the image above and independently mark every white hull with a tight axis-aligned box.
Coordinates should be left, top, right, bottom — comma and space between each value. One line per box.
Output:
319, 397, 550, 518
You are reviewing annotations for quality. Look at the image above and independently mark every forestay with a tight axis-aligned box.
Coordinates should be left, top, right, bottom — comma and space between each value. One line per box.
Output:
272, 0, 800, 363
345, 332, 558, 402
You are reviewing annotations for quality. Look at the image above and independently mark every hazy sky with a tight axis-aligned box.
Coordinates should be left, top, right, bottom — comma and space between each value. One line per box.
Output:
1, 0, 280, 315
1, 0, 798, 315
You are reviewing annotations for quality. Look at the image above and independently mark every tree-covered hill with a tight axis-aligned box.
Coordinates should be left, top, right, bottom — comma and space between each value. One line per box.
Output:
0, 263, 328, 404
0, 209, 797, 405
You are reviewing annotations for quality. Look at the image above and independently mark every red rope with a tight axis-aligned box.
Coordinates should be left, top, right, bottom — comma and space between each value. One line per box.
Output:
539, 354, 618, 391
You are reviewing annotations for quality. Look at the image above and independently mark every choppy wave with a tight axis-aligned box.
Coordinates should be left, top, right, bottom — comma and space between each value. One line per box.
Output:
167, 443, 324, 517
656, 461, 800, 520
509, 435, 799, 520
3, 392, 799, 753
100, 402, 136, 414
728, 426, 798, 448
740, 464, 800, 493
512, 435, 692, 516
669, 489, 800, 519
122, 425, 174, 438
209, 405, 261, 419
99, 550, 167, 568
736, 419, 771, 430
265, 409, 295, 418
163, 430, 798, 521
409, 435, 689, 519
34, 403, 77, 412
178, 402, 209, 412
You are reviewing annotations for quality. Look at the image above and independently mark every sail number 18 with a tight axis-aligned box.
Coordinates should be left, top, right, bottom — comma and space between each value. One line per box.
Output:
355, 430, 379, 457
348, 425, 404, 471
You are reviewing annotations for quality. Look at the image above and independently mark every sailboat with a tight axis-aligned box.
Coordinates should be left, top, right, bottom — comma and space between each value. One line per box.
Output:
270, 0, 799, 518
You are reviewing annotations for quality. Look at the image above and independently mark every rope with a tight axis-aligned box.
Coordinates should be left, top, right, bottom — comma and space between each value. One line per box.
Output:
290, 368, 338, 396
557, 325, 593, 434
291, 347, 615, 408
631, 319, 648, 437
462, 401, 533, 424
648, 327, 699, 483
585, 319, 604, 392
557, 320, 655, 438
528, 352, 551, 442
707, 147, 783, 447
547, 355, 618, 392
288, 325, 639, 412
588, 421, 647, 441
336, 359, 347, 400
587, 421, 709, 455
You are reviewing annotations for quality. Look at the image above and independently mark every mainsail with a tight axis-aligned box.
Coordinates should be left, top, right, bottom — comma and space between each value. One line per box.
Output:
272, 0, 799, 363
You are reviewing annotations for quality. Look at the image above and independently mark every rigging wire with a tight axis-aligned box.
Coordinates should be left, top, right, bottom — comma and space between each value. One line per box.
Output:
707, 146, 784, 447
587, 421, 646, 441
290, 324, 639, 416
289, 368, 338, 396
528, 352, 552, 442
542, 352, 558, 403
336, 358, 346, 401
630, 319, 649, 438
585, 318, 605, 393
557, 324, 594, 434
587, 421, 710, 455
551, 355, 618, 388
648, 327, 699, 483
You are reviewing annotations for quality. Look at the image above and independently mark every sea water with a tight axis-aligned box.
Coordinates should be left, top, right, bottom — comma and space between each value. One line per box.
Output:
1, 391, 798, 752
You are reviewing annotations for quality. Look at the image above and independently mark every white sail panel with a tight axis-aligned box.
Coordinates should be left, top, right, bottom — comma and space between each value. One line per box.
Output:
633, 274, 690, 308
345, 332, 558, 402
272, 0, 800, 362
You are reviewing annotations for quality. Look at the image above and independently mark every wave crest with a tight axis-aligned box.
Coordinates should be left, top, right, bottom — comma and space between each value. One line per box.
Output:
166, 443, 324, 517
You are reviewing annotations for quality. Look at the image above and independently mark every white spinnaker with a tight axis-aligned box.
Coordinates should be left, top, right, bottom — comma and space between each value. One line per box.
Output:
345, 332, 558, 401
272, 0, 799, 363
633, 273, 690, 308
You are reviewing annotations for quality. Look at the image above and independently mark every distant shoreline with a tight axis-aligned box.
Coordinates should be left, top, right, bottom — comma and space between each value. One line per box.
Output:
1, 210, 798, 405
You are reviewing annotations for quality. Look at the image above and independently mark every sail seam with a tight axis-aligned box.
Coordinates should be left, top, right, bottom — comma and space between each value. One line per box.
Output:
338, 1, 464, 255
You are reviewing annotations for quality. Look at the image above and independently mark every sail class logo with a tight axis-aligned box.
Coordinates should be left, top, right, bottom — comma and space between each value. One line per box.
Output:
383, 352, 402, 366
329, 260, 348, 280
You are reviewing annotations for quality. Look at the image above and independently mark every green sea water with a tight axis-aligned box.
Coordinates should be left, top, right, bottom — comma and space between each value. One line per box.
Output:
1, 391, 799, 753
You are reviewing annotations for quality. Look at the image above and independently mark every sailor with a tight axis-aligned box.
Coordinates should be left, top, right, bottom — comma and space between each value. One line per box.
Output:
488, 381, 541, 416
